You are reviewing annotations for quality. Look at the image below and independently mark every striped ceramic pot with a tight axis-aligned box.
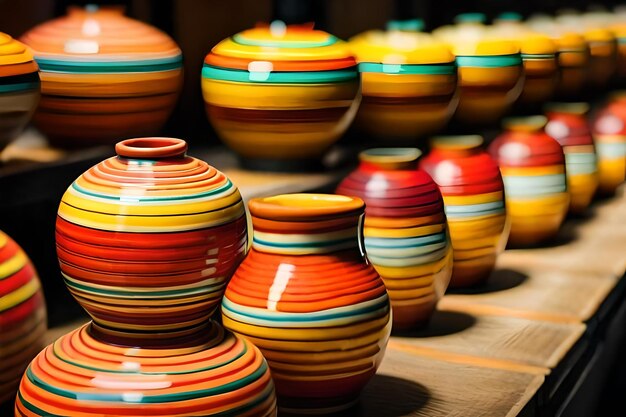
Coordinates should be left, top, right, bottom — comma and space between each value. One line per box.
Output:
336, 148, 452, 328
0, 231, 46, 404
20, 5, 183, 147
222, 194, 391, 414
489, 116, 569, 246
591, 94, 626, 195
201, 23, 360, 169
0, 33, 39, 152
420, 136, 509, 288
545, 103, 599, 213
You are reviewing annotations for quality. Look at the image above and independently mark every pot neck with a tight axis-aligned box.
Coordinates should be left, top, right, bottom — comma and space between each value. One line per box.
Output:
429, 135, 484, 157
359, 148, 421, 170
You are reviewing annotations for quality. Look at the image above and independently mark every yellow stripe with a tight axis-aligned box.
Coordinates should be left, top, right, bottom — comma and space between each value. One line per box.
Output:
364, 223, 444, 238
374, 251, 452, 279
500, 165, 565, 176
443, 191, 504, 205
0, 278, 39, 312
0, 251, 27, 280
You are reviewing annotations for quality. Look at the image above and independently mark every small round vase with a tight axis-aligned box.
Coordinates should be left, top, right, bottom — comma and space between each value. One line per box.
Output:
489, 116, 569, 246
15, 322, 277, 416
420, 136, 509, 287
55, 137, 247, 336
349, 23, 458, 142
544, 103, 599, 213
0, 33, 40, 153
221, 194, 391, 414
202, 23, 360, 169
591, 93, 626, 194
20, 6, 183, 147
336, 148, 453, 329
0, 231, 46, 404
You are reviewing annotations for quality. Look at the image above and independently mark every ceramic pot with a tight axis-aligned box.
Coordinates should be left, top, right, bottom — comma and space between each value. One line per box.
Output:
489, 116, 569, 246
202, 23, 360, 169
591, 94, 626, 194
544, 103, 599, 213
0, 33, 39, 153
349, 23, 458, 142
420, 136, 509, 287
0, 231, 46, 404
336, 148, 452, 329
20, 6, 183, 147
222, 193, 391, 414
55, 137, 247, 336
610, 22, 626, 82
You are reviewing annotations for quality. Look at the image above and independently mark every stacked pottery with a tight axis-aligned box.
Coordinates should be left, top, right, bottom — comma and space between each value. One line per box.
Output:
0, 231, 46, 404
489, 116, 570, 246
222, 194, 391, 414
0, 33, 39, 152
15, 138, 278, 416
420, 136, 508, 288
336, 148, 453, 329
202, 23, 360, 169
433, 13, 524, 125
348, 22, 458, 142
20, 6, 183, 147
591, 94, 626, 194
544, 103, 599, 213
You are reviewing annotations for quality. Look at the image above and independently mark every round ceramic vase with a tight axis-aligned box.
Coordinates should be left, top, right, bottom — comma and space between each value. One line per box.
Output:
221, 194, 391, 414
349, 24, 458, 142
336, 148, 453, 329
0, 231, 46, 404
0, 33, 40, 153
591, 94, 626, 194
489, 116, 570, 246
544, 103, 599, 213
20, 6, 183, 147
202, 23, 360, 168
420, 136, 509, 287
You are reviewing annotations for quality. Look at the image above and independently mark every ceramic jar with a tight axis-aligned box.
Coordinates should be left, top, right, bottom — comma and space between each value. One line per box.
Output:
336, 148, 453, 329
349, 23, 458, 142
20, 6, 183, 147
544, 103, 599, 213
0, 230, 46, 404
490, 116, 569, 246
420, 136, 508, 287
0, 33, 39, 153
591, 94, 626, 194
433, 13, 524, 125
222, 194, 391, 414
202, 23, 360, 169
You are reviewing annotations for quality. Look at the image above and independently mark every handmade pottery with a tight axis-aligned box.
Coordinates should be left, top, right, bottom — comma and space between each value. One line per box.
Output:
202, 23, 360, 169
490, 116, 569, 246
0, 231, 46, 404
420, 136, 509, 287
0, 33, 39, 153
544, 103, 599, 213
336, 148, 453, 328
433, 13, 524, 125
222, 193, 391, 414
349, 22, 458, 142
20, 6, 183, 147
591, 93, 626, 194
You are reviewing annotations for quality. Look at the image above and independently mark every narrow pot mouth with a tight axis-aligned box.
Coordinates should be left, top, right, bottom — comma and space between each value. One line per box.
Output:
359, 148, 422, 164
544, 102, 589, 115
68, 4, 126, 16
115, 137, 188, 159
502, 115, 547, 132
249, 193, 364, 221
430, 135, 484, 151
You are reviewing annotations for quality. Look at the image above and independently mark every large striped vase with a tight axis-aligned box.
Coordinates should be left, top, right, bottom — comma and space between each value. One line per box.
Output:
591, 94, 626, 195
490, 116, 570, 246
20, 6, 183, 147
15, 138, 278, 416
222, 194, 391, 414
0, 231, 46, 404
420, 136, 509, 287
336, 148, 453, 329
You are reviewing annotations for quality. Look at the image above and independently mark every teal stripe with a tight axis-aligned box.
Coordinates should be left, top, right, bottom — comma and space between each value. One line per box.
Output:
365, 232, 446, 249
252, 235, 354, 248
358, 62, 456, 75
64, 277, 224, 298
201, 64, 357, 84
17, 391, 63, 417
456, 54, 522, 68
0, 81, 39, 93
36, 55, 182, 73
232, 33, 337, 48
444, 201, 504, 214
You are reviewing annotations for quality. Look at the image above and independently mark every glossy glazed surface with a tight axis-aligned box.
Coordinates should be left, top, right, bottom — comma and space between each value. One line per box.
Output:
0, 231, 47, 404
20, 6, 183, 147
336, 148, 452, 328
202, 24, 360, 163
591, 95, 626, 194
222, 194, 391, 413
421, 136, 509, 287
